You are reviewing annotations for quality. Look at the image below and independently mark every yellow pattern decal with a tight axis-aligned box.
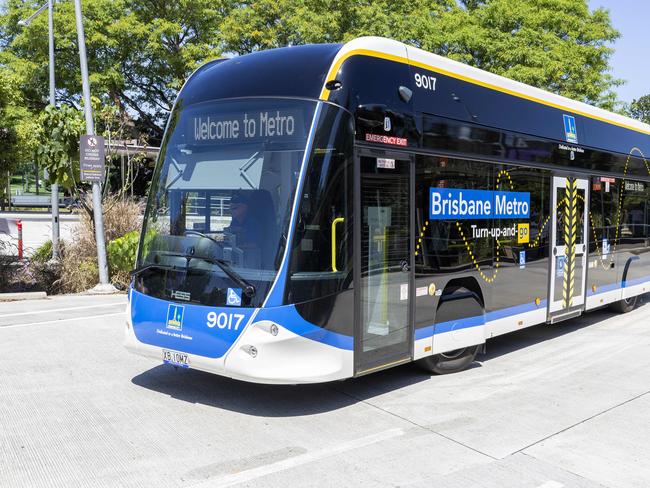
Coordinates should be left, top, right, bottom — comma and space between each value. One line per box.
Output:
415, 147, 649, 289
562, 178, 578, 309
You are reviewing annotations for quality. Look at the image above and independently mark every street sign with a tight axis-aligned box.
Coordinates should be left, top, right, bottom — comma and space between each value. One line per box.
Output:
80, 134, 105, 182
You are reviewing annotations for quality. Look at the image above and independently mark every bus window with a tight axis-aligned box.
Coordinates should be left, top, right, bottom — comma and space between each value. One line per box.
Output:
135, 98, 317, 307
620, 179, 648, 247
589, 177, 619, 254
414, 156, 493, 274
286, 104, 354, 304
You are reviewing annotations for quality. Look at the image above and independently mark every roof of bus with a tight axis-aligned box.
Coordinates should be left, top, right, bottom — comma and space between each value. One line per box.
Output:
179, 37, 650, 139
323, 37, 650, 136
179, 43, 343, 106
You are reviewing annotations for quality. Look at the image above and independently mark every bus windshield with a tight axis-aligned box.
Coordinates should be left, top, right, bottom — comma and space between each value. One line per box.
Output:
135, 98, 317, 307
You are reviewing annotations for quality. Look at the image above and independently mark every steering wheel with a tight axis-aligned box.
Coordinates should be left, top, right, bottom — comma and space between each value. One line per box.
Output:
183, 230, 225, 248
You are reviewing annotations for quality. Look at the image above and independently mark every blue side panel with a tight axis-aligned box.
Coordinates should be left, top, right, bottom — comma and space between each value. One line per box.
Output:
255, 304, 353, 350
130, 289, 254, 359
587, 282, 620, 296
623, 275, 650, 288
484, 300, 547, 321
587, 274, 650, 296
414, 299, 547, 341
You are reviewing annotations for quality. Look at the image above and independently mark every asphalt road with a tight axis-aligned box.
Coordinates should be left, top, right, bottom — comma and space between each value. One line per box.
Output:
1, 293, 649, 488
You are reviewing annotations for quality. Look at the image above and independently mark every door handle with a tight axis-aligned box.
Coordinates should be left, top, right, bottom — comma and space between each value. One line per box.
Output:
331, 217, 345, 272
553, 247, 557, 256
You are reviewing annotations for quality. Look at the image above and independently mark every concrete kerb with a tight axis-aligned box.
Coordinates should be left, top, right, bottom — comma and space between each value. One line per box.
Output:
0, 291, 47, 302
84, 283, 122, 295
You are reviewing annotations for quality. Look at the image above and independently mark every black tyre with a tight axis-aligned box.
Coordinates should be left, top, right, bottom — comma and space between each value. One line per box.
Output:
610, 295, 638, 313
417, 344, 481, 374
416, 284, 484, 375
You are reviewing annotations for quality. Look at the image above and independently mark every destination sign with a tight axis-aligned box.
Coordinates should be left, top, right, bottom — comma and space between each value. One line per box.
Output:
189, 109, 305, 144
430, 188, 530, 220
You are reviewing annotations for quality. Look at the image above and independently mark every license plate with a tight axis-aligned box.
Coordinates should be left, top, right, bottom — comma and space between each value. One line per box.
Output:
162, 349, 189, 368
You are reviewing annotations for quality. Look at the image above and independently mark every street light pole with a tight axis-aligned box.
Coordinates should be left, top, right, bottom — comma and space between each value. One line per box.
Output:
73, 0, 111, 288
48, 0, 60, 261
17, 1, 60, 260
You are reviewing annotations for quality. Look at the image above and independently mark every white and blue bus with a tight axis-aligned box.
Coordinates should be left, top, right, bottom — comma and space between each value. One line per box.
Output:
125, 37, 650, 384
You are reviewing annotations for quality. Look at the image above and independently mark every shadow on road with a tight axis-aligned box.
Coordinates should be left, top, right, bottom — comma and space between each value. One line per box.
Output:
131, 296, 648, 417
131, 360, 434, 417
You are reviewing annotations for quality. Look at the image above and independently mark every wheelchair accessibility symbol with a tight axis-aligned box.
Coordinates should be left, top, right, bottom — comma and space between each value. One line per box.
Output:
227, 288, 242, 306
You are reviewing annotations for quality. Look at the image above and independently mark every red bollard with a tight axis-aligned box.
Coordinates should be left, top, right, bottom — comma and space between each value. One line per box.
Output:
16, 219, 23, 260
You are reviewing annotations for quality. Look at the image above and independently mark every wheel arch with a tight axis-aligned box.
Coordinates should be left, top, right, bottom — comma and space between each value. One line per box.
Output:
431, 276, 487, 356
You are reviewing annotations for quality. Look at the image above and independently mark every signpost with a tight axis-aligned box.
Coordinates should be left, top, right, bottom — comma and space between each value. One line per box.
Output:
80, 135, 105, 182
74, 0, 112, 290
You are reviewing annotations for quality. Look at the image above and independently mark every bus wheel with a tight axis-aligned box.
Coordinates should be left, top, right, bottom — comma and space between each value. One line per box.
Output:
416, 345, 481, 375
610, 295, 638, 314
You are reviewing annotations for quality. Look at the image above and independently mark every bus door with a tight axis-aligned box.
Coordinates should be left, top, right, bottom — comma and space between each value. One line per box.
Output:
355, 151, 414, 375
548, 175, 589, 322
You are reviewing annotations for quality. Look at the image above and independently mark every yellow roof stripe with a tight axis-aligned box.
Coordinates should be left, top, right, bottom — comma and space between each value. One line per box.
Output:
320, 48, 650, 137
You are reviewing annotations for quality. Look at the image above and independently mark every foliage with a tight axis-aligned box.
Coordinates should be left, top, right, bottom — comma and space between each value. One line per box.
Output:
0, 125, 18, 174
58, 195, 142, 292
0, 68, 26, 176
1, 0, 226, 138
36, 104, 85, 188
0, 0, 625, 141
446, 0, 622, 109
219, 0, 455, 53
31, 239, 53, 263
0, 48, 42, 173
107, 230, 139, 273
220, 0, 621, 109
628, 95, 650, 124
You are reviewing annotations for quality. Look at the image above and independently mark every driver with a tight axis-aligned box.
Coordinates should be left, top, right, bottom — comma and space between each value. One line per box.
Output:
225, 192, 263, 250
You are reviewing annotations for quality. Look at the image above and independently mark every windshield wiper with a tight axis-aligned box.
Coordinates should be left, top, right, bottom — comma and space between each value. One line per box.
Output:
196, 255, 256, 298
153, 251, 256, 298
130, 263, 184, 277
134, 252, 256, 298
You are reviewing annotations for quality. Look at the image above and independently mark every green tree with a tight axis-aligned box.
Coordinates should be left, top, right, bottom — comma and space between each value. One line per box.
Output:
0, 61, 40, 176
0, 0, 626, 141
219, 0, 457, 54
1, 0, 226, 138
220, 0, 621, 110
445, 0, 621, 109
36, 104, 85, 189
628, 95, 650, 124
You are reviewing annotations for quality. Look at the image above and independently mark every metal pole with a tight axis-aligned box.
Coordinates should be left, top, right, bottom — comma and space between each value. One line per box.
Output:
48, 0, 60, 261
74, 0, 109, 286
17, 219, 23, 260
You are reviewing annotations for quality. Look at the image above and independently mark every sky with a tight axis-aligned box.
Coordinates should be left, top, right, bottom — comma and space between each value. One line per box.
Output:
590, 0, 649, 103
1, 0, 645, 103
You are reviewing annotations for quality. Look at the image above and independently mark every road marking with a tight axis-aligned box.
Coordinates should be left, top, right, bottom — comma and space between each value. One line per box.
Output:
0, 311, 125, 329
0, 301, 126, 318
536, 482, 564, 488
191, 428, 405, 488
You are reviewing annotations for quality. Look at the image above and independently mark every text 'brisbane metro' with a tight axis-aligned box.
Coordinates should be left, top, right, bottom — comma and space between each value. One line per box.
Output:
429, 188, 530, 220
